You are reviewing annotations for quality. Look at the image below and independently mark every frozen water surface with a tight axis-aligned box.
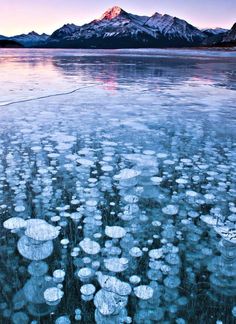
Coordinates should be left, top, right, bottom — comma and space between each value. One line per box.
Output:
0, 48, 236, 323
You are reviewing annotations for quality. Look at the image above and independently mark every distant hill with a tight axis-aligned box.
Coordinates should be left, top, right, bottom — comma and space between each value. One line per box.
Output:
0, 39, 23, 48
221, 23, 236, 46
202, 28, 228, 37
11, 31, 49, 47
203, 23, 236, 47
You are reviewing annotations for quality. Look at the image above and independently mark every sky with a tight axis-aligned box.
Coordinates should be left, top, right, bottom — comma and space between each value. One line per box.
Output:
1, 0, 235, 36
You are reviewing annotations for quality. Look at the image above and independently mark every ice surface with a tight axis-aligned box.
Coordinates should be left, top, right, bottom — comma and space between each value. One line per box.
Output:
0, 48, 236, 323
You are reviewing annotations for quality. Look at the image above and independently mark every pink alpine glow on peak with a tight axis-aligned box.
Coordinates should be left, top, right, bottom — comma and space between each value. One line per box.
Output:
100, 6, 126, 20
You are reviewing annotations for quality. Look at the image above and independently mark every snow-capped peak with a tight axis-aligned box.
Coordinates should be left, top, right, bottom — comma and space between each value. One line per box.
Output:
145, 13, 173, 32
100, 6, 126, 20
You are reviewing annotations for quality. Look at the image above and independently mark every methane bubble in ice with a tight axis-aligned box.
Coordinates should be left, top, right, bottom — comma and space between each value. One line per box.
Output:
104, 257, 129, 272
80, 284, 96, 301
80, 283, 96, 295
105, 226, 127, 239
55, 316, 71, 324
11, 312, 29, 324
114, 169, 141, 180
28, 261, 48, 276
17, 236, 53, 261
43, 287, 64, 304
134, 285, 154, 300
53, 269, 66, 282
162, 205, 179, 215
200, 215, 219, 225
79, 238, 101, 255
97, 273, 132, 296
94, 289, 128, 315
15, 205, 26, 213
25, 219, 60, 241
3, 217, 27, 230
214, 226, 236, 244
77, 267, 94, 282
149, 248, 163, 259
164, 276, 181, 288
129, 247, 143, 258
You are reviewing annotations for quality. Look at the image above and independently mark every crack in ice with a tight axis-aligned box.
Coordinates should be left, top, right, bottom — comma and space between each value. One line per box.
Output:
0, 83, 101, 107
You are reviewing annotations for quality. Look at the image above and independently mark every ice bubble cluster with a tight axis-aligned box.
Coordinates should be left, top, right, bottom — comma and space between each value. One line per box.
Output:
0, 83, 236, 323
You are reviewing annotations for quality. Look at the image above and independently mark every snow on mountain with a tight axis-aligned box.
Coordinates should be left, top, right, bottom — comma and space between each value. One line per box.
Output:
47, 7, 159, 48
51, 24, 80, 39
69, 7, 154, 39
203, 28, 228, 36
145, 12, 205, 42
99, 6, 126, 20
128, 14, 150, 25
11, 31, 49, 46
47, 6, 207, 48
3, 6, 231, 48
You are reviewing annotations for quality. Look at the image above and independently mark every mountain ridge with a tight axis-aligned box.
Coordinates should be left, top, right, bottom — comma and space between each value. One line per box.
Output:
47, 6, 207, 48
0, 6, 234, 48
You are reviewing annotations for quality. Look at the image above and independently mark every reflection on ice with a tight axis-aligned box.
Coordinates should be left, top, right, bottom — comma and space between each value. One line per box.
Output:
0, 49, 236, 323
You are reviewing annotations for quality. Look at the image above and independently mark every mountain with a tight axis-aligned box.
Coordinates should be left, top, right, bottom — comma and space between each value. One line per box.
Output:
203, 23, 236, 47
0, 7, 232, 48
47, 6, 207, 48
221, 23, 236, 45
48, 6, 158, 48
0, 39, 23, 48
202, 28, 228, 46
10, 31, 49, 47
51, 24, 80, 39
202, 28, 228, 37
145, 12, 204, 43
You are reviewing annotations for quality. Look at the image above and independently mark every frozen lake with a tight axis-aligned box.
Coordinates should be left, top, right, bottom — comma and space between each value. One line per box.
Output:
0, 48, 236, 324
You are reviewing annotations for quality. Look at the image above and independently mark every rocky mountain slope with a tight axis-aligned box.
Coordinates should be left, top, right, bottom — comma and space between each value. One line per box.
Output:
47, 6, 207, 48
221, 23, 236, 45
203, 23, 235, 46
